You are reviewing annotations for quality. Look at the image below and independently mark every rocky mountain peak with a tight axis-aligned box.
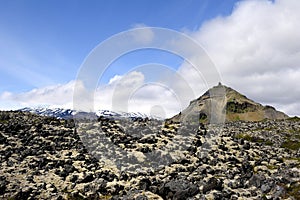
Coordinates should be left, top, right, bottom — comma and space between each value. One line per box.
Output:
170, 83, 288, 123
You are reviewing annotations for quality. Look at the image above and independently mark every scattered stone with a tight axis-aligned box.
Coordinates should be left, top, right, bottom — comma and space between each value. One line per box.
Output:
203, 177, 223, 193
0, 111, 299, 199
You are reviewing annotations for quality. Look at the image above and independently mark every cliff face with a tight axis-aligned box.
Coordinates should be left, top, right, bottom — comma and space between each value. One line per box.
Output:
170, 84, 288, 123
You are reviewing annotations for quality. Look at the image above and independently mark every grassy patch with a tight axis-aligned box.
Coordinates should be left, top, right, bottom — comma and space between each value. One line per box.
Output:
288, 128, 300, 134
99, 195, 112, 200
281, 140, 300, 150
287, 130, 300, 142
0, 119, 7, 123
267, 165, 278, 170
0, 114, 9, 123
289, 157, 300, 162
234, 115, 241, 121
284, 183, 300, 199
265, 140, 274, 146
253, 137, 264, 143
235, 133, 253, 141
287, 116, 300, 122
235, 133, 273, 145
264, 127, 275, 131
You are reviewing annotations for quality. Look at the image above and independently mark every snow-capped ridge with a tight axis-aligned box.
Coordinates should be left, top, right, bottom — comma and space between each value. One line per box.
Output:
18, 107, 161, 120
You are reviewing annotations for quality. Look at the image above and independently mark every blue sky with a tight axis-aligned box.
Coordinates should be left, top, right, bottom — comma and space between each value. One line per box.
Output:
0, 0, 299, 117
0, 0, 237, 92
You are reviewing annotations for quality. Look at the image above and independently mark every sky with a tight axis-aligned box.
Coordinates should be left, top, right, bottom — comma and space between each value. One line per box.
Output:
0, 0, 299, 118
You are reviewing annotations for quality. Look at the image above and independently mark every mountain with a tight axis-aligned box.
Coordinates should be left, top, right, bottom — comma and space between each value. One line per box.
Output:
19, 107, 76, 119
19, 84, 288, 122
19, 107, 155, 120
170, 83, 288, 123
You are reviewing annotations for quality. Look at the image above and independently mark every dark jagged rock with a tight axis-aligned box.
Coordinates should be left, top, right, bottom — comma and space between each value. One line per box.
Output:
158, 180, 199, 200
203, 177, 223, 193
80, 173, 94, 183
0, 176, 7, 195
0, 110, 299, 199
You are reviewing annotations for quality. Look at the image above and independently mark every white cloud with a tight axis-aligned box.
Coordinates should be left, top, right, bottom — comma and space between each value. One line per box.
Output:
178, 0, 300, 116
0, 71, 182, 118
94, 71, 145, 112
94, 71, 183, 117
130, 24, 155, 44
0, 80, 76, 110
1, 0, 299, 117
108, 75, 122, 84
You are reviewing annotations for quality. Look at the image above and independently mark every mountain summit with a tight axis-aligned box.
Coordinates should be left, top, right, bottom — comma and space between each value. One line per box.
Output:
170, 83, 288, 123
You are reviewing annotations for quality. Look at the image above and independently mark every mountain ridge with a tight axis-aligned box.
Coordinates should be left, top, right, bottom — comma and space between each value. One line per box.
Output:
18, 84, 289, 122
170, 83, 288, 123
18, 107, 160, 120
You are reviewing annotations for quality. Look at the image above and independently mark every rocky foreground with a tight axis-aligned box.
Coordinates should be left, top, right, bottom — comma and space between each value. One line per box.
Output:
0, 111, 300, 199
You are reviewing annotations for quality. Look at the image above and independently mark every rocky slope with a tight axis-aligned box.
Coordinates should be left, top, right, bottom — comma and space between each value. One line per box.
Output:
170, 83, 288, 123
0, 111, 299, 199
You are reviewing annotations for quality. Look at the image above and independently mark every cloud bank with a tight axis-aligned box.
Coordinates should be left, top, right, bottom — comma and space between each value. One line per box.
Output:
190, 0, 300, 116
1, 0, 299, 117
0, 72, 183, 118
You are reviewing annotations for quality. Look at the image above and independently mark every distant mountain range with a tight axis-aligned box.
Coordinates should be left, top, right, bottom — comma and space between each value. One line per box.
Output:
18, 107, 154, 120
19, 84, 289, 122
170, 83, 288, 123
